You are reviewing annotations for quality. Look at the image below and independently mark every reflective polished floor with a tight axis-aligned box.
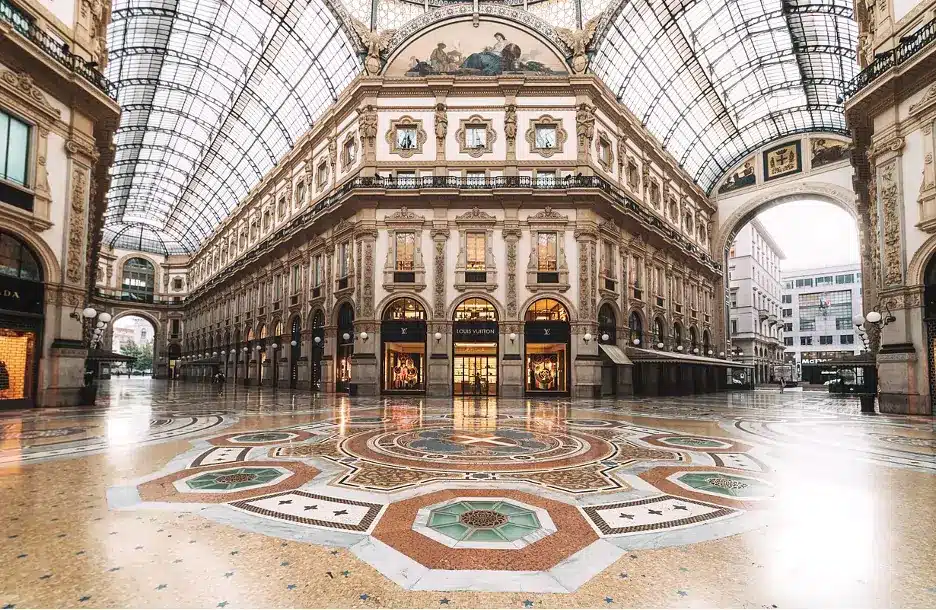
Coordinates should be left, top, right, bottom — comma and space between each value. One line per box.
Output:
1, 380, 935, 608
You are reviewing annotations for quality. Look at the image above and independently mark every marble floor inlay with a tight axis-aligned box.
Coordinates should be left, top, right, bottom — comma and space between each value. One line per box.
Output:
2, 379, 936, 607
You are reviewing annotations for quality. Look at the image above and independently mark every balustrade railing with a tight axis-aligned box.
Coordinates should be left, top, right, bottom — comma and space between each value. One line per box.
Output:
842, 18, 936, 101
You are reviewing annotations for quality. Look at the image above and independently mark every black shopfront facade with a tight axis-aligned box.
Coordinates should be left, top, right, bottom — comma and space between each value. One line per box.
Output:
0, 233, 45, 409
381, 319, 427, 393
523, 320, 570, 395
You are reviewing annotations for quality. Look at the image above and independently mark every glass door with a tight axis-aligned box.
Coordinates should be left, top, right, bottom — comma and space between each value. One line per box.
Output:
453, 353, 497, 396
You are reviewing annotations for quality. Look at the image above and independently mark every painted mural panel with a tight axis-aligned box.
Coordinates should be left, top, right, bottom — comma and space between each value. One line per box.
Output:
763, 141, 802, 181
386, 20, 567, 77
810, 137, 851, 169
717, 158, 755, 194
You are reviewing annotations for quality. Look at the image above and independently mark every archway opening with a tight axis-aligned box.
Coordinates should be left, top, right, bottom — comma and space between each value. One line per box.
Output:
0, 231, 44, 407
382, 298, 427, 394
111, 315, 156, 377
524, 298, 570, 394
336, 303, 354, 392
310, 309, 325, 391
453, 297, 498, 397
724, 198, 861, 385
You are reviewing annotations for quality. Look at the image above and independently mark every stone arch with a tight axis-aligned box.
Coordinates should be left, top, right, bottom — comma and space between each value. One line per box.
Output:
713, 181, 858, 257
446, 293, 506, 321
376, 292, 433, 321
109, 308, 161, 335
596, 298, 622, 326
519, 293, 578, 322
114, 252, 163, 291
331, 297, 355, 326
0, 226, 59, 284
906, 233, 936, 287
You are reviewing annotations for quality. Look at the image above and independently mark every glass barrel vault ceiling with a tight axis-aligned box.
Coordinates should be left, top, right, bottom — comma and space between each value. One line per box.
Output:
103, 0, 360, 254
100, 0, 858, 255
590, 0, 857, 193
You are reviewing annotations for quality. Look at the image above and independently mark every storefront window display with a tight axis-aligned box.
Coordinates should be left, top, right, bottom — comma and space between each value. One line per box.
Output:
382, 298, 427, 393
523, 299, 570, 394
453, 298, 498, 396
0, 232, 44, 408
336, 303, 354, 392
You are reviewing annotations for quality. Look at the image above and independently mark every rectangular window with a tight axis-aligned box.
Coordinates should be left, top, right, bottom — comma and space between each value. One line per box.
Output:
170, 319, 180, 336
290, 264, 300, 294
466, 125, 486, 148
782, 308, 792, 317
816, 275, 833, 286
835, 317, 852, 330
338, 242, 351, 278
835, 273, 855, 284
730, 319, 738, 335
535, 171, 557, 187
629, 255, 641, 288
782, 294, 791, 304
314, 254, 324, 286
274, 275, 283, 301
397, 126, 417, 150
466, 171, 486, 186
800, 336, 813, 346
800, 319, 816, 331
343, 139, 356, 166
0, 110, 29, 186
840, 335, 855, 344
537, 232, 558, 271
819, 335, 834, 345
602, 241, 613, 276
395, 232, 415, 271
535, 125, 556, 149
784, 280, 793, 289
396, 171, 416, 187
467, 232, 486, 271
784, 322, 792, 332
784, 337, 793, 346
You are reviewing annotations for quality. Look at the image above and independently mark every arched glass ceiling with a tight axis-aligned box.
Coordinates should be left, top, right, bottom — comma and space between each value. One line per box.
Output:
591, 0, 857, 193
103, 223, 173, 256
103, 0, 361, 254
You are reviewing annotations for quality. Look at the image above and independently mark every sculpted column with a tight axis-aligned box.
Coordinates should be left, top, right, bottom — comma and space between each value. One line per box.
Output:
501, 215, 523, 397
573, 218, 601, 398
427, 223, 450, 397
353, 220, 379, 396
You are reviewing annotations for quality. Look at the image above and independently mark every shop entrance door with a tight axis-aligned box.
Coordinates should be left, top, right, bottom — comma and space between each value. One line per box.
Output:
454, 354, 497, 396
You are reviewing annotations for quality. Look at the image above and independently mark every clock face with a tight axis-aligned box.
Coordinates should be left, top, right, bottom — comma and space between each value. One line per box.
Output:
535, 126, 556, 149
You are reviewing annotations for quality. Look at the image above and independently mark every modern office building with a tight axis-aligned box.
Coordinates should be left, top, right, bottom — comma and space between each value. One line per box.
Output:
781, 264, 864, 383
727, 219, 785, 384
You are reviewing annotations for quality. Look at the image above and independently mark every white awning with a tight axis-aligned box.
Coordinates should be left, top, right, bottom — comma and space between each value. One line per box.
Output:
599, 343, 633, 365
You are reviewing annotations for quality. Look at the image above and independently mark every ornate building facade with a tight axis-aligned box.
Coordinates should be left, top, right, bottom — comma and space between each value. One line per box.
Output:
0, 0, 119, 406
845, 0, 936, 414
175, 14, 727, 397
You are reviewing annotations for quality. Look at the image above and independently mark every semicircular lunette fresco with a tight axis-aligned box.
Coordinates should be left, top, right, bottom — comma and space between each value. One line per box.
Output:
385, 19, 568, 77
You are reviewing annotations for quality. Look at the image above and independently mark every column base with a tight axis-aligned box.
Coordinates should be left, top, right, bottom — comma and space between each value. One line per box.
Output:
878, 392, 932, 415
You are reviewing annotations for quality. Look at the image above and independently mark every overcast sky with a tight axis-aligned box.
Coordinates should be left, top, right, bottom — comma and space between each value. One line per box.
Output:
753, 200, 860, 271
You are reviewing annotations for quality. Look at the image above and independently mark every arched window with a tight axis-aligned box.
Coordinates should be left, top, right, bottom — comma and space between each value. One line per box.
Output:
628, 311, 643, 344
653, 317, 666, 347
689, 327, 698, 351
121, 257, 155, 303
598, 303, 616, 343
0, 232, 42, 281
454, 298, 497, 321
383, 298, 426, 321
702, 329, 711, 354
274, 320, 283, 337
673, 322, 683, 347
524, 298, 569, 321
925, 255, 936, 319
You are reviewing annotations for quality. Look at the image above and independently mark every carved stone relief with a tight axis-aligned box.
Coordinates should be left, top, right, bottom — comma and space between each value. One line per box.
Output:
880, 160, 903, 286
66, 169, 87, 284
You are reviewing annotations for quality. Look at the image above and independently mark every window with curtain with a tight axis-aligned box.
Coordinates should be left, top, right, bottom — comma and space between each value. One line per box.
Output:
395, 232, 415, 271
467, 232, 486, 270
537, 233, 557, 271
0, 110, 29, 187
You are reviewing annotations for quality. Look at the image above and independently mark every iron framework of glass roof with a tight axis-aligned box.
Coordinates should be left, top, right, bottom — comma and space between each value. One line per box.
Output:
590, 0, 857, 193
100, 0, 858, 255
103, 0, 361, 254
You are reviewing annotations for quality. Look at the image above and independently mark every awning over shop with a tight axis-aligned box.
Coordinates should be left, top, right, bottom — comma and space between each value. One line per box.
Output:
86, 349, 135, 363
599, 343, 633, 365
625, 347, 754, 368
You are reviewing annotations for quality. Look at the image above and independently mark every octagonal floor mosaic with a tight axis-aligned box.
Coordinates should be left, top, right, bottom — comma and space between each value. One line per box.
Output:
2, 379, 936, 608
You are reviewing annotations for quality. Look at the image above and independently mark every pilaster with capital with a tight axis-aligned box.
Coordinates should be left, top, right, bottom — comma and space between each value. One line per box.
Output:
574, 222, 598, 323
431, 225, 448, 320
875, 137, 906, 288
503, 222, 522, 320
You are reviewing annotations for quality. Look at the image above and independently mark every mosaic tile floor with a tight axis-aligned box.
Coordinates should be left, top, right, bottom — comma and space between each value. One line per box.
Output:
1, 379, 936, 608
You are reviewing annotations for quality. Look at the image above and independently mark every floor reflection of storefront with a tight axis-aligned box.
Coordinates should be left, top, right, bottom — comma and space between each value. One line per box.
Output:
0, 234, 45, 408
336, 303, 354, 392
523, 299, 571, 396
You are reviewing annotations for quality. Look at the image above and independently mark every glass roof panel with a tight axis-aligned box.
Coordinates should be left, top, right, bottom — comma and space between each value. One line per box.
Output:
104, 0, 360, 254
592, 0, 857, 192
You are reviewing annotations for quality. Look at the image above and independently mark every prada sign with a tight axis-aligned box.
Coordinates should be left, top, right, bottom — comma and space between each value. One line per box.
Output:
381, 320, 427, 342
0, 276, 44, 315
453, 321, 497, 342
524, 320, 570, 343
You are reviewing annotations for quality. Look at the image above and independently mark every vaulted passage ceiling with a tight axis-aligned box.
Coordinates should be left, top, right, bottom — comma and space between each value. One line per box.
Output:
103, 0, 360, 254
101, 0, 857, 255
590, 0, 857, 192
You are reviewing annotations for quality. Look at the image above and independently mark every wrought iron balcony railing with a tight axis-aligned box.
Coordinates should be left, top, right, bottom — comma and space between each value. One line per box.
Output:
842, 18, 936, 101
0, 0, 117, 98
